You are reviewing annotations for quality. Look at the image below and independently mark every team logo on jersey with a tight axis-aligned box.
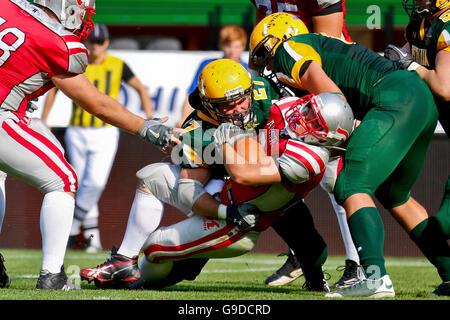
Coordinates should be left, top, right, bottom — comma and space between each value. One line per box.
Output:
203, 217, 220, 231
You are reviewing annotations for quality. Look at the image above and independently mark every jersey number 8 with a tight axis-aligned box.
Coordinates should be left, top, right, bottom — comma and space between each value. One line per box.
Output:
0, 17, 26, 67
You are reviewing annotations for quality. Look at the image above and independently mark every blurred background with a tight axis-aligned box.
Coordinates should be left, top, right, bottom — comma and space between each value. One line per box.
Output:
0, 0, 448, 258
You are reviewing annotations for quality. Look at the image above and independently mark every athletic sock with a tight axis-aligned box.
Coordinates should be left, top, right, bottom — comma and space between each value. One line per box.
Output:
118, 189, 164, 258
409, 216, 450, 282
347, 207, 387, 279
328, 192, 359, 264
40, 191, 75, 274
436, 176, 450, 238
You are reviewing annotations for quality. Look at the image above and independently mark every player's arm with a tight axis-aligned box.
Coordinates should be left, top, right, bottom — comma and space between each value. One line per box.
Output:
52, 73, 144, 134
299, 60, 344, 95
415, 50, 450, 101
183, 166, 260, 229
126, 75, 154, 119
41, 87, 58, 125
221, 138, 281, 186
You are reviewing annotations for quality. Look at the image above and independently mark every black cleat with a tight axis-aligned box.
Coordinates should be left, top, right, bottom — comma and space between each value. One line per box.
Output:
265, 252, 303, 286
430, 281, 450, 296
80, 246, 140, 289
331, 259, 362, 289
302, 265, 330, 292
0, 253, 11, 288
36, 265, 80, 290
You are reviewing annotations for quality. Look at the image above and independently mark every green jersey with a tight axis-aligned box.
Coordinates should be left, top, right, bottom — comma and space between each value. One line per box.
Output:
405, 8, 450, 69
273, 33, 403, 120
177, 76, 282, 177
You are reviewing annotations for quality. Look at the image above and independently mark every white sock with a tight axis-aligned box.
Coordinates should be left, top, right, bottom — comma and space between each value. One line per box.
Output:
0, 173, 6, 233
40, 191, 75, 273
118, 189, 164, 258
328, 192, 359, 264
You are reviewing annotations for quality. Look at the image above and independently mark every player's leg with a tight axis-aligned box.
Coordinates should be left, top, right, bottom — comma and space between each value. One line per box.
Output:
0, 116, 79, 290
138, 215, 259, 289
80, 127, 120, 251
379, 129, 450, 296
436, 175, 450, 238
320, 156, 361, 288
270, 200, 330, 292
330, 71, 438, 298
0, 170, 9, 288
64, 126, 88, 246
0, 170, 6, 233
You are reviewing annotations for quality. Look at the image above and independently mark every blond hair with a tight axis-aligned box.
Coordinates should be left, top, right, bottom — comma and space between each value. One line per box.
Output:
219, 25, 248, 48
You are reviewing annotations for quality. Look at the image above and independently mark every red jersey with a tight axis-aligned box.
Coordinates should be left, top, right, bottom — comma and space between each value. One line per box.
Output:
250, 0, 352, 41
220, 97, 329, 231
0, 0, 88, 116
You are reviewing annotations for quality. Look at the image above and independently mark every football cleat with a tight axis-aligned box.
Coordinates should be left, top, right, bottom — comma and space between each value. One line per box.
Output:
0, 253, 11, 288
80, 246, 140, 289
36, 266, 80, 290
429, 281, 450, 296
302, 265, 330, 292
265, 252, 303, 286
325, 274, 395, 298
331, 259, 363, 289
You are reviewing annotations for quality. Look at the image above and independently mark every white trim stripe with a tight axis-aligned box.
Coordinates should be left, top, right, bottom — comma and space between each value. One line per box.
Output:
7, 121, 77, 190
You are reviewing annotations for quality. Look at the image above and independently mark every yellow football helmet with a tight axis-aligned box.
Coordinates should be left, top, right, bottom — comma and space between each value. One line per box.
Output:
198, 59, 254, 128
249, 12, 309, 73
402, 0, 450, 19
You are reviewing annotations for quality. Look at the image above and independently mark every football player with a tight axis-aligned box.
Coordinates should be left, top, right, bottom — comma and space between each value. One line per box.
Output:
0, 0, 172, 290
80, 59, 331, 291
250, 1, 359, 288
135, 92, 355, 289
251, 0, 352, 41
249, 12, 450, 297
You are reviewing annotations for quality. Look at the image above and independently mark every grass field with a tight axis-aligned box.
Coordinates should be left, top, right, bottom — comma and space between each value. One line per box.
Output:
0, 248, 449, 302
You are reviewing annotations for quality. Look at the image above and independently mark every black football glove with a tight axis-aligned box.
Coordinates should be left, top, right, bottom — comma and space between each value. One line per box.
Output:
226, 203, 260, 229
384, 44, 421, 71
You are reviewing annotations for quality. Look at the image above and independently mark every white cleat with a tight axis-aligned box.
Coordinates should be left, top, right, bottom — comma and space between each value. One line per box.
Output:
325, 274, 395, 298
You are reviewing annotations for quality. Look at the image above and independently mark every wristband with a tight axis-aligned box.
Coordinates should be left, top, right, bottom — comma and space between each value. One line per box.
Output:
408, 61, 421, 71
217, 204, 227, 220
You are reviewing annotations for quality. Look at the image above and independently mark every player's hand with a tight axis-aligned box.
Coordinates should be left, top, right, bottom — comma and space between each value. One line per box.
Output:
138, 117, 182, 151
213, 123, 254, 147
384, 44, 420, 71
26, 100, 38, 113
225, 203, 260, 229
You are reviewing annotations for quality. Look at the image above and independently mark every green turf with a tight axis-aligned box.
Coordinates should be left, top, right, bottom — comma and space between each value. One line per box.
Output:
0, 249, 448, 301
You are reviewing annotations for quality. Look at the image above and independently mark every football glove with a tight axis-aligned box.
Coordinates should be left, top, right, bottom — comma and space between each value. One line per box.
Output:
213, 122, 255, 147
138, 118, 173, 151
225, 203, 260, 229
384, 44, 421, 71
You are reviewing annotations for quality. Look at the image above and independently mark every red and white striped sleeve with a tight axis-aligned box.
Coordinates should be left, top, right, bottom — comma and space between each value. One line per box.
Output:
61, 34, 89, 74
278, 139, 329, 184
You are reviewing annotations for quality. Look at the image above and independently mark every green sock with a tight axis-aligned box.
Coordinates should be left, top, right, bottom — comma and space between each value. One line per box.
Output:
348, 207, 387, 278
436, 176, 450, 238
410, 217, 450, 282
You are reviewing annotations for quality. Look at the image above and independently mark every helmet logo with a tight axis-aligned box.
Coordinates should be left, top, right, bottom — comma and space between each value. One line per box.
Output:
336, 127, 349, 140
224, 86, 244, 99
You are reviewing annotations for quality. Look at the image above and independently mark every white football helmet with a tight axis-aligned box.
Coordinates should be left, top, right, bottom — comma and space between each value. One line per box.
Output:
284, 93, 355, 148
33, 0, 96, 39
